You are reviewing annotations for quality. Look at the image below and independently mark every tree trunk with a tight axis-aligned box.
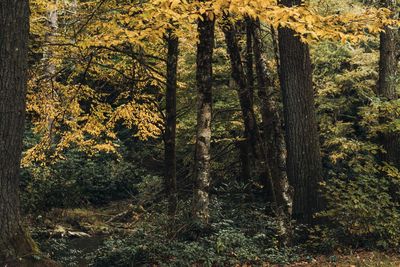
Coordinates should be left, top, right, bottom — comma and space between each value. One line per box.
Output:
278, 0, 323, 224
0, 2, 60, 266
164, 32, 179, 216
252, 21, 292, 218
237, 139, 251, 182
222, 18, 277, 206
44, 0, 58, 145
192, 14, 215, 226
245, 17, 255, 102
377, 0, 400, 167
0, 0, 34, 262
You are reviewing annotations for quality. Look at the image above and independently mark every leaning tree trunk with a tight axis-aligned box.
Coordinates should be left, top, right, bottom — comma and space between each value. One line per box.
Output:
278, 0, 323, 224
377, 0, 400, 167
252, 21, 292, 218
222, 18, 277, 206
237, 139, 251, 182
164, 31, 179, 216
245, 17, 255, 102
192, 14, 215, 226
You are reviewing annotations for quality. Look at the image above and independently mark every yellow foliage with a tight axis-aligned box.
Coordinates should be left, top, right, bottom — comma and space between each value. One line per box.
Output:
26, 0, 399, 164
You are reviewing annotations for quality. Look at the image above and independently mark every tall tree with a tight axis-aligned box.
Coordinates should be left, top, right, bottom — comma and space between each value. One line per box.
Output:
245, 17, 255, 102
44, 0, 58, 145
377, 0, 400, 167
222, 18, 277, 206
278, 0, 323, 224
0, 1, 57, 265
0, 0, 34, 262
192, 13, 215, 226
252, 21, 292, 218
164, 31, 179, 215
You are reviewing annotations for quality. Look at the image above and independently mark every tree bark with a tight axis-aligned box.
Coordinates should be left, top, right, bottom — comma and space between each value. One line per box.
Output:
44, 0, 58, 145
237, 139, 251, 182
0, 0, 34, 261
252, 21, 292, 218
164, 31, 179, 216
278, 0, 323, 224
245, 17, 255, 102
192, 14, 215, 226
377, 0, 400, 167
222, 18, 277, 206
0, 2, 60, 266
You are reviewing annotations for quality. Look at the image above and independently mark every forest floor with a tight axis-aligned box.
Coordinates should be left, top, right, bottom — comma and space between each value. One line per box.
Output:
27, 201, 400, 266
287, 252, 400, 266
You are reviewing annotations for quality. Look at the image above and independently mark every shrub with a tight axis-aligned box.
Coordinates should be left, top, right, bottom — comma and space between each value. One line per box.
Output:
20, 149, 146, 212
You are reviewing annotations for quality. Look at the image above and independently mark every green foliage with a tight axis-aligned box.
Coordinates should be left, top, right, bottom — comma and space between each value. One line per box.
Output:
38, 238, 86, 267
20, 149, 145, 212
89, 196, 299, 267
312, 41, 400, 250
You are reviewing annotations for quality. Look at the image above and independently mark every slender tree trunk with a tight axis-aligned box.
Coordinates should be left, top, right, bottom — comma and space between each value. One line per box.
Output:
192, 14, 215, 226
222, 19, 277, 206
44, 0, 58, 145
377, 0, 400, 167
278, 0, 323, 224
242, 19, 255, 184
245, 17, 255, 102
252, 21, 292, 218
237, 139, 251, 182
164, 31, 179, 215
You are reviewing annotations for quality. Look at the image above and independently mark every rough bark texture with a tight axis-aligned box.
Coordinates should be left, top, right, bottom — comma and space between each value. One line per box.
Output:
0, 0, 34, 262
245, 17, 255, 102
377, 0, 400, 167
192, 15, 215, 226
222, 19, 277, 205
165, 32, 179, 215
0, 2, 60, 266
252, 21, 292, 218
278, 0, 323, 224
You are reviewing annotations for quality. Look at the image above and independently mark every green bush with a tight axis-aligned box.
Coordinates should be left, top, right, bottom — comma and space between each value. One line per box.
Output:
312, 41, 400, 250
20, 149, 145, 212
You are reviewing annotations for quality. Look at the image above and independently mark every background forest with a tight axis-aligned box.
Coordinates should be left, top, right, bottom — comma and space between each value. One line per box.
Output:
0, 0, 400, 266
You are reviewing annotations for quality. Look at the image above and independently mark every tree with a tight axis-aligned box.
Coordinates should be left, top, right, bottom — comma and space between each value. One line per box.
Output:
164, 31, 179, 215
252, 20, 292, 218
44, 0, 58, 145
0, 0, 34, 261
192, 12, 215, 226
222, 18, 277, 206
0, 1, 57, 265
278, 0, 323, 224
377, 0, 400, 167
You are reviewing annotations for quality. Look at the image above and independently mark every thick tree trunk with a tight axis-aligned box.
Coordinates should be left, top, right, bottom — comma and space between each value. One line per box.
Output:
377, 0, 400, 167
0, 2, 59, 266
252, 21, 292, 218
164, 32, 179, 215
222, 19, 277, 206
0, 0, 34, 262
278, 0, 323, 224
192, 15, 215, 226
